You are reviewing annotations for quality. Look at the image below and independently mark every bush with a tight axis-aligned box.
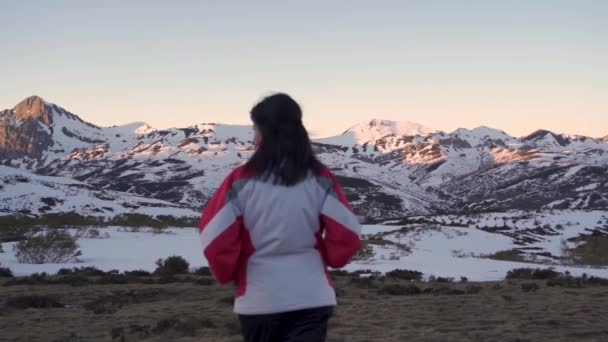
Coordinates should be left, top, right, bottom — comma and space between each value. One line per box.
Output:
385, 269, 423, 281
5, 295, 65, 309
74, 228, 109, 239
58, 266, 106, 277
41, 213, 103, 228
428, 276, 454, 283
0, 226, 38, 243
124, 270, 152, 277
0, 263, 13, 277
485, 249, 526, 262
2, 273, 48, 286
110, 214, 166, 228
154, 256, 190, 276
506, 268, 562, 280
191, 266, 212, 276
57, 268, 73, 276
13, 231, 82, 264
546, 274, 608, 288
352, 241, 375, 262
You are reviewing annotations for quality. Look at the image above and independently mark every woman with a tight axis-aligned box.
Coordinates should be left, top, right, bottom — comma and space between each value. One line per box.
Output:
199, 93, 361, 342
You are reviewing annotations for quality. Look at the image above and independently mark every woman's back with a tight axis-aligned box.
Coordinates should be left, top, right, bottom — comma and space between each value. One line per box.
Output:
238, 172, 326, 256
200, 165, 360, 315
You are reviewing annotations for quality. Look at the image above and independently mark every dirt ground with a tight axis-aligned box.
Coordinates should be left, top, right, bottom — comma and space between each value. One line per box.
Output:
1, 274, 608, 342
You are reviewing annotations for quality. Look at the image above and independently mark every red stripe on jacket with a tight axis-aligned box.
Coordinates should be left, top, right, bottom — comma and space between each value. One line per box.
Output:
199, 166, 252, 286
318, 168, 362, 268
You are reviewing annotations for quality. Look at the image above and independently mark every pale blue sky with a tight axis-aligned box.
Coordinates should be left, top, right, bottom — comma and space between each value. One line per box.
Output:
1, 0, 606, 137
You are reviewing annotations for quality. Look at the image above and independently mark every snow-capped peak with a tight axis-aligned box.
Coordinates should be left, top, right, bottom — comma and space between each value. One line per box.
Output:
317, 119, 432, 146
446, 126, 521, 149
134, 123, 155, 135
451, 126, 515, 142
104, 122, 156, 136
351, 119, 432, 137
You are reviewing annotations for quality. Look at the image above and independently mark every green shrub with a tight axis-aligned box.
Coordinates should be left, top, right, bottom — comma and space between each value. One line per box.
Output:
385, 269, 423, 281
57, 266, 106, 277
428, 276, 454, 283
506, 268, 562, 280
154, 256, 190, 276
124, 270, 152, 277
0, 263, 13, 277
110, 214, 166, 228
42, 213, 103, 228
546, 273, 608, 288
13, 231, 82, 264
191, 266, 212, 276
0, 226, 38, 243
485, 249, 526, 262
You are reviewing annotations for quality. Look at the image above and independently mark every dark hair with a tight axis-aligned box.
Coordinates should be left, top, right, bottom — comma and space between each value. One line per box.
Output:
245, 93, 323, 186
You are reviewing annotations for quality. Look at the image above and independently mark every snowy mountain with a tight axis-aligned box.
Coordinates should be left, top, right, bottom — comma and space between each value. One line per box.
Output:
316, 119, 432, 150
1, 96, 607, 220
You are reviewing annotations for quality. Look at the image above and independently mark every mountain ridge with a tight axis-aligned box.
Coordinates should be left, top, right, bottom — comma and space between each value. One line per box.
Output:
1, 96, 607, 220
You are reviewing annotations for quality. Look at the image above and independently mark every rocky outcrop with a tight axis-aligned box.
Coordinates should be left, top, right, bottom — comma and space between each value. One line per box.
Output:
0, 96, 55, 159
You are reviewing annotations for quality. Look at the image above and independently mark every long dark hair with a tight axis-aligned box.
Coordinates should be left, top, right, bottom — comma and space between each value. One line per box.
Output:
245, 93, 323, 186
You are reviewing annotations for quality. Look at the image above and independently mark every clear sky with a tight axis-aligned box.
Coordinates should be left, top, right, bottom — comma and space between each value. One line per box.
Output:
1, 0, 606, 138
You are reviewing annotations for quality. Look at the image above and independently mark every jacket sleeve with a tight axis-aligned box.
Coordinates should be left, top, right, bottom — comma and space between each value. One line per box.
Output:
198, 171, 244, 284
319, 170, 362, 268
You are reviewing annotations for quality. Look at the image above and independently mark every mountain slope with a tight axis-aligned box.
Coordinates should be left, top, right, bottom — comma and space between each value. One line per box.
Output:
0, 166, 198, 217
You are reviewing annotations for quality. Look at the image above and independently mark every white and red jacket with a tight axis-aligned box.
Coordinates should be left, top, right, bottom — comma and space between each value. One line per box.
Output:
199, 165, 361, 315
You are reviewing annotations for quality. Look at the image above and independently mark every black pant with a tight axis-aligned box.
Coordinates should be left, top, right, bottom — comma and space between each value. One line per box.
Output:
238, 306, 333, 342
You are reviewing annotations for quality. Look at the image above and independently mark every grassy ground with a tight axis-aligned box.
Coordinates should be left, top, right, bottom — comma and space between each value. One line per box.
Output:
1, 273, 608, 342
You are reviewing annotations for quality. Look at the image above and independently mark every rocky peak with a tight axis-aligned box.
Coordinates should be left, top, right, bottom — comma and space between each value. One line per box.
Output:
12, 95, 53, 125
523, 129, 569, 147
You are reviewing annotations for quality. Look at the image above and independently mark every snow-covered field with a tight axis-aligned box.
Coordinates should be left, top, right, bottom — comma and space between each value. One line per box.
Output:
351, 223, 608, 280
0, 227, 207, 276
2, 216, 608, 281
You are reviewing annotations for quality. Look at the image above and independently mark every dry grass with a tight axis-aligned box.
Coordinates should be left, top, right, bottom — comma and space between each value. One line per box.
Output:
1, 274, 608, 342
